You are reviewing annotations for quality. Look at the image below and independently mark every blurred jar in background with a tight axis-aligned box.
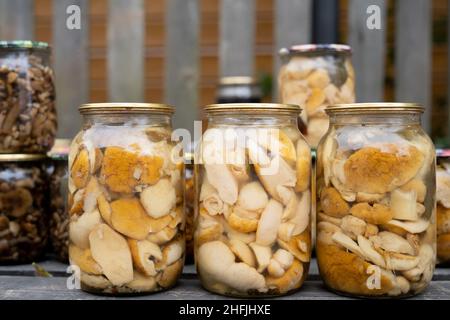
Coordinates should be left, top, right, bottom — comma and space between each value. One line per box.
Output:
437, 149, 450, 265
278, 44, 355, 148
216, 76, 262, 103
184, 151, 195, 264
48, 139, 70, 262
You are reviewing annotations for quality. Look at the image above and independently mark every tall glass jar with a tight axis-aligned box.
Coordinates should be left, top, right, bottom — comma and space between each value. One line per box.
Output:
48, 139, 70, 262
278, 44, 355, 147
0, 154, 49, 264
0, 41, 57, 153
316, 103, 436, 298
195, 103, 311, 297
68, 103, 185, 295
436, 150, 450, 265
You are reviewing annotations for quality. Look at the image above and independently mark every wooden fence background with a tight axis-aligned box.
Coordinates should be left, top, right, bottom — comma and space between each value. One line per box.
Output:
0, 0, 447, 144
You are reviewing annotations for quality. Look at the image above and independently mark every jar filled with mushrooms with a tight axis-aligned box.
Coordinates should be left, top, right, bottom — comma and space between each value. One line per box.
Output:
48, 139, 70, 262
195, 103, 311, 297
316, 103, 436, 298
68, 103, 184, 295
278, 44, 355, 147
0, 154, 49, 264
436, 150, 450, 265
0, 41, 57, 153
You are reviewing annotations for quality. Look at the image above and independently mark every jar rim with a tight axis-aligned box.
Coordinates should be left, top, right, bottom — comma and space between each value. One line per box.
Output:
0, 40, 51, 51
0, 154, 47, 162
279, 44, 351, 57
204, 103, 301, 114
79, 103, 174, 115
326, 103, 424, 114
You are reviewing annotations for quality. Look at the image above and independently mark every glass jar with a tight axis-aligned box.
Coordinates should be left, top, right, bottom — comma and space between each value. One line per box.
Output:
0, 154, 49, 264
216, 76, 262, 103
48, 139, 70, 262
184, 152, 195, 264
436, 149, 450, 265
278, 44, 355, 147
0, 41, 57, 153
316, 103, 436, 298
195, 103, 311, 297
68, 103, 184, 295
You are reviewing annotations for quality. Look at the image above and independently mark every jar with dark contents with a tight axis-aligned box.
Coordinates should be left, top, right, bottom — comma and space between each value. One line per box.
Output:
436, 149, 450, 265
185, 152, 195, 264
47, 139, 70, 262
0, 154, 49, 264
0, 41, 57, 153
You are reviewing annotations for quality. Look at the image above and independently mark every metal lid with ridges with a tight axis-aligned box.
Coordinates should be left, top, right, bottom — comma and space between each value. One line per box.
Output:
0, 154, 47, 162
79, 103, 174, 115
204, 103, 301, 113
326, 103, 424, 114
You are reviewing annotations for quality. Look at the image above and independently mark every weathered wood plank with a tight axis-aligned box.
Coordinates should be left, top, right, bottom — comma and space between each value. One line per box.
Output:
53, 0, 89, 139
165, 0, 199, 135
0, 0, 34, 40
348, 0, 386, 102
1, 275, 450, 300
273, 0, 312, 97
107, 0, 145, 102
219, 0, 255, 77
395, 0, 432, 132
1, 258, 450, 299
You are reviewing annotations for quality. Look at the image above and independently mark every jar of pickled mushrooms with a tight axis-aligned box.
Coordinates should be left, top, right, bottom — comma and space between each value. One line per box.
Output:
48, 139, 70, 262
68, 103, 185, 295
316, 103, 436, 298
0, 154, 49, 264
436, 149, 450, 265
195, 103, 312, 297
0, 41, 57, 153
279, 44, 355, 147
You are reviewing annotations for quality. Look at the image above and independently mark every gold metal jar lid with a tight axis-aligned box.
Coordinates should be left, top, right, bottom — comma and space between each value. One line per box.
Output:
79, 103, 174, 115
0, 154, 47, 162
326, 103, 424, 114
219, 76, 258, 86
204, 103, 301, 114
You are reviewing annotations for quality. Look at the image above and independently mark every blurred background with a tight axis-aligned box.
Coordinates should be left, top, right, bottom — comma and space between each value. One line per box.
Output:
0, 0, 448, 145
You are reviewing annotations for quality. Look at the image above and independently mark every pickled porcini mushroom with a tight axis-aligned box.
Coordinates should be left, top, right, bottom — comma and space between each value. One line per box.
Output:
316, 104, 435, 297
195, 106, 311, 297
68, 104, 184, 294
